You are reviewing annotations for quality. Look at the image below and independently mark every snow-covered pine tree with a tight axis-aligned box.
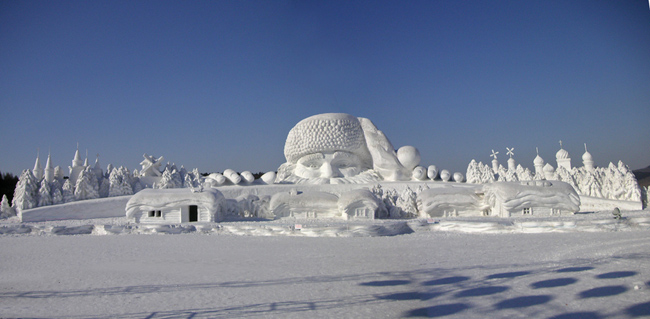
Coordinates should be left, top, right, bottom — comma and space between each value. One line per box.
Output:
37, 180, 52, 206
51, 186, 63, 205
108, 166, 133, 197
518, 167, 533, 181
74, 169, 99, 201
396, 187, 418, 218
157, 168, 182, 189
0, 194, 16, 218
62, 179, 75, 203
465, 160, 481, 184
12, 170, 39, 213
99, 178, 110, 198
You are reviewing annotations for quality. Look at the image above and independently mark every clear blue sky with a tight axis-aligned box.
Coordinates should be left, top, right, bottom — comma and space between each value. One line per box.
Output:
1, 0, 649, 176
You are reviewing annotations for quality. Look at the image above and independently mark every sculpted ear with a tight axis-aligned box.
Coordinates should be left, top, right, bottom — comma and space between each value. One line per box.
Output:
358, 117, 411, 181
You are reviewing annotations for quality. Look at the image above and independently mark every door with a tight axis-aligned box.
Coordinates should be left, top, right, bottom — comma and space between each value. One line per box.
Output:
189, 205, 198, 222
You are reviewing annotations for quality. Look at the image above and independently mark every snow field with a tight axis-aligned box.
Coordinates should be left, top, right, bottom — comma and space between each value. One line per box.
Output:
1, 231, 649, 318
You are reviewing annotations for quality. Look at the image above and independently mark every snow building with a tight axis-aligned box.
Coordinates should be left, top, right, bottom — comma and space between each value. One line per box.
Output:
417, 187, 490, 217
44, 153, 54, 183
483, 180, 580, 217
338, 189, 383, 220
68, 147, 87, 185
32, 152, 43, 181
126, 188, 225, 223
270, 191, 340, 219
555, 145, 571, 171
582, 144, 595, 172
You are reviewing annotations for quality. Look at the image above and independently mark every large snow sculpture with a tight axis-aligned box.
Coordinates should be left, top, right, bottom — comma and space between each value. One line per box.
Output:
275, 113, 412, 184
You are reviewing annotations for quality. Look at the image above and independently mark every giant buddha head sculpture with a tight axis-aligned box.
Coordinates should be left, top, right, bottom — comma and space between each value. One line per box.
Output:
276, 113, 413, 184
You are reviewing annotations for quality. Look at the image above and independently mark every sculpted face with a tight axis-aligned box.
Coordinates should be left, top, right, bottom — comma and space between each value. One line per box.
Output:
294, 151, 363, 179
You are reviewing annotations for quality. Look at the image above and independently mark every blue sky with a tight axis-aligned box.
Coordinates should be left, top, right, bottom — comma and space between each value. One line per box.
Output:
1, 0, 649, 176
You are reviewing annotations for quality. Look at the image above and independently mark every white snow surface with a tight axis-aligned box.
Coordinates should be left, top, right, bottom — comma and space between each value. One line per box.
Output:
3, 188, 650, 318
1, 227, 650, 318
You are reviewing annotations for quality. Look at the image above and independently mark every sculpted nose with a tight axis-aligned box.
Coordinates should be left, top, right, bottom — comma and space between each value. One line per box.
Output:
321, 163, 334, 178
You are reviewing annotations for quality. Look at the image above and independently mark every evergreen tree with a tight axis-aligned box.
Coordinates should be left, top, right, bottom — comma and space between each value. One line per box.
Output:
62, 179, 75, 203
465, 160, 481, 184
74, 169, 99, 201
99, 178, 110, 198
37, 180, 52, 207
51, 186, 63, 205
396, 187, 418, 218
12, 170, 39, 213
1, 194, 16, 218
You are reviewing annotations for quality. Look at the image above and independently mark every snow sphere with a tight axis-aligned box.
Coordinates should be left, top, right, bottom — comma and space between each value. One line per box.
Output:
396, 146, 421, 170
453, 172, 464, 183
412, 166, 427, 180
440, 169, 451, 182
261, 171, 276, 184
427, 165, 438, 180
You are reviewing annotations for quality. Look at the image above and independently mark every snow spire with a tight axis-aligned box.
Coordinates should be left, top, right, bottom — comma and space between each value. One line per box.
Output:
533, 146, 545, 175
44, 149, 54, 183
69, 144, 86, 185
72, 143, 83, 168
92, 153, 104, 180
83, 149, 89, 167
33, 149, 43, 181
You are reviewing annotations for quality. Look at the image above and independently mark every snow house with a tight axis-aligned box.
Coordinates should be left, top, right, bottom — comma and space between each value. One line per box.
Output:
126, 188, 225, 223
482, 181, 581, 217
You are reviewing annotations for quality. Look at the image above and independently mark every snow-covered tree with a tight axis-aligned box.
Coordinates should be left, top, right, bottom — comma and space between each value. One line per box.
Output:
466, 160, 481, 184
62, 179, 75, 203
37, 180, 52, 207
51, 186, 63, 205
156, 168, 182, 189
0, 195, 16, 218
396, 187, 418, 218
99, 178, 110, 198
75, 169, 99, 201
12, 170, 39, 213
518, 168, 533, 181
108, 166, 134, 197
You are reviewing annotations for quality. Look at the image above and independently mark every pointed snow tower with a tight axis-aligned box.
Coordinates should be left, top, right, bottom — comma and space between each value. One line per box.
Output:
506, 147, 515, 171
32, 150, 43, 181
555, 140, 571, 171
490, 150, 499, 173
44, 152, 55, 183
92, 154, 103, 180
68, 145, 86, 185
533, 147, 545, 176
582, 143, 595, 172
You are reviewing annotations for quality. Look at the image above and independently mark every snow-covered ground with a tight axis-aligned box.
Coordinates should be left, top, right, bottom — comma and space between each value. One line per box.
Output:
2, 199, 650, 318
1, 229, 649, 318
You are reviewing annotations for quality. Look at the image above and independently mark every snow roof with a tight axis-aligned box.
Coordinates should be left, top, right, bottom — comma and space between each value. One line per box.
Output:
482, 181, 580, 212
270, 191, 339, 211
417, 187, 489, 213
126, 188, 224, 218
338, 189, 380, 211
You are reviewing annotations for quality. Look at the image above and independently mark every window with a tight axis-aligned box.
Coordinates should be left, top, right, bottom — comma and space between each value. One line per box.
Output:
523, 207, 532, 215
148, 210, 162, 217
